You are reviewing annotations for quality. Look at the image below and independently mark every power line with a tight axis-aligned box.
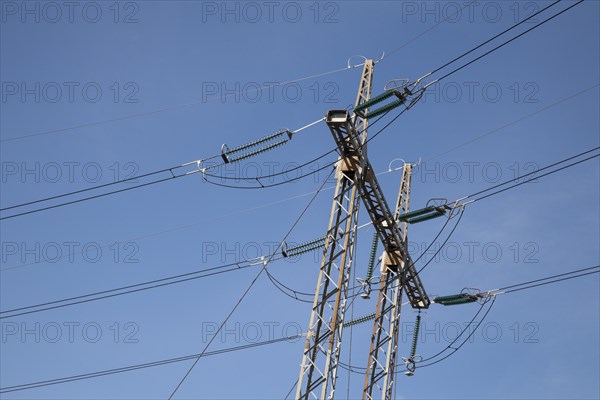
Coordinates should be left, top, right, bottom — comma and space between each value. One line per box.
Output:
401, 147, 599, 280
422, 83, 599, 163
454, 148, 600, 207
2, 1, 584, 220
0, 62, 353, 143
1, 103, 404, 219
429, 0, 561, 78
3, 147, 596, 316
415, 208, 465, 276
420, 297, 492, 363
0, 119, 323, 220
414, 266, 600, 370
501, 271, 600, 294
201, 161, 335, 190
207, 0, 587, 189
426, 0, 583, 85
0, 172, 194, 221
0, 258, 266, 319
386, 1, 477, 58
4, 82, 593, 272
433, 146, 600, 209
167, 167, 335, 399
414, 296, 497, 370
467, 153, 600, 204
0, 166, 412, 315
493, 265, 600, 295
5, 266, 596, 393
340, 265, 600, 375
2, 0, 463, 146
0, 333, 305, 394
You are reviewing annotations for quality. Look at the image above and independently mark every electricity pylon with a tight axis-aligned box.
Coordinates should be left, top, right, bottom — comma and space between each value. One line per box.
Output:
296, 60, 430, 399
324, 109, 430, 399
295, 60, 374, 400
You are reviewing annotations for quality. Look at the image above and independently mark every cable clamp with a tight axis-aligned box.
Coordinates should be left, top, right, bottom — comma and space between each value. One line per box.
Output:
220, 144, 230, 164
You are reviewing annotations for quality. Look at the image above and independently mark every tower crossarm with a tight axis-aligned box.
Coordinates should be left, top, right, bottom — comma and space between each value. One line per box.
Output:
325, 110, 430, 310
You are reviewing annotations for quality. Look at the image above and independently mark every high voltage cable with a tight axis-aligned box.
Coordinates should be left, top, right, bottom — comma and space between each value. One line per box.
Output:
421, 83, 599, 163
338, 295, 495, 375
412, 296, 497, 370
1, 0, 465, 145
2, 0, 568, 146
435, 1, 583, 83
500, 271, 600, 293
3, 266, 596, 393
414, 208, 465, 276
421, 0, 582, 86
1, 1, 574, 201
427, 0, 561, 78
419, 297, 492, 363
1, 1, 585, 219
0, 258, 268, 319
0, 104, 401, 218
0, 173, 193, 221
340, 265, 599, 375
193, 0, 586, 186
3, 212, 382, 315
0, 164, 191, 212
0, 333, 305, 394
406, 266, 600, 371
0, 119, 323, 220
3, 147, 595, 316
0, 63, 353, 143
386, 144, 598, 283
385, 1, 476, 58
3, 84, 593, 272
456, 147, 600, 207
201, 161, 335, 190
412, 266, 600, 370
467, 154, 600, 204
492, 265, 600, 295
167, 168, 335, 399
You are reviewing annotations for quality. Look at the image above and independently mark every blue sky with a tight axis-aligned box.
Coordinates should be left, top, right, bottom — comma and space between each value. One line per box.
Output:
1, 1, 599, 399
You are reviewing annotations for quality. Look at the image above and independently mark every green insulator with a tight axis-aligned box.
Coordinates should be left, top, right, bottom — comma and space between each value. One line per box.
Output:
286, 237, 326, 253
226, 130, 288, 155
407, 210, 445, 224
365, 232, 379, 282
354, 90, 397, 113
409, 314, 421, 359
440, 297, 477, 306
299, 237, 326, 249
433, 293, 477, 306
433, 294, 468, 302
286, 244, 324, 257
343, 312, 376, 328
397, 206, 438, 222
229, 139, 288, 163
366, 98, 405, 119
286, 238, 327, 257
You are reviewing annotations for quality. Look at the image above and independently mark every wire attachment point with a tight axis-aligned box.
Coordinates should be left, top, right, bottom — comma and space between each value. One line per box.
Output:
220, 144, 230, 164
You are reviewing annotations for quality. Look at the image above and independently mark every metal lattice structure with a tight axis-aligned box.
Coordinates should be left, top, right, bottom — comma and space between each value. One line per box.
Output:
324, 110, 430, 400
362, 164, 412, 400
295, 60, 373, 400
